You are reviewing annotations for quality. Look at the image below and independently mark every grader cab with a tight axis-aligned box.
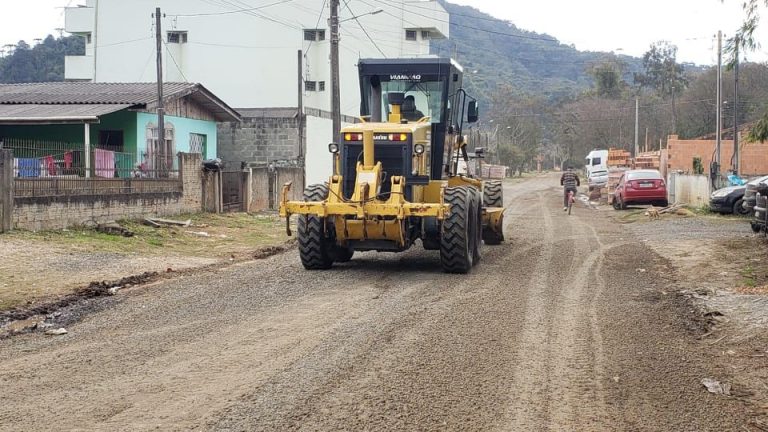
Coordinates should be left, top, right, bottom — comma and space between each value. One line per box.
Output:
279, 58, 504, 273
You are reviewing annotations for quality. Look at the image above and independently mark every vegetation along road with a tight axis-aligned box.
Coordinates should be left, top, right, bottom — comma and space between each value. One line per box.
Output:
0, 175, 753, 431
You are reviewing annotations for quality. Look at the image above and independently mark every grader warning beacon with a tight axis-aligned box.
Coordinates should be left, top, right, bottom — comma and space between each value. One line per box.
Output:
279, 58, 504, 273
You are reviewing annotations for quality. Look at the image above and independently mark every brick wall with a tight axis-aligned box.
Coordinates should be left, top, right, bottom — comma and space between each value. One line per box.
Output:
12, 153, 204, 231
667, 135, 768, 176
217, 115, 304, 165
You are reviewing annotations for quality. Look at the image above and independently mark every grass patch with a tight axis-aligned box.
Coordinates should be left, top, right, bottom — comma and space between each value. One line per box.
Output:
741, 263, 757, 288
4, 212, 289, 259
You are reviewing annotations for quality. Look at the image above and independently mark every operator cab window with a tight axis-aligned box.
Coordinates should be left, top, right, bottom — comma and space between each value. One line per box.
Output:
592, 157, 602, 166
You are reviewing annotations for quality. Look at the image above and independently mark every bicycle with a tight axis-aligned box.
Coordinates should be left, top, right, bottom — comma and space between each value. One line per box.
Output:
567, 190, 575, 215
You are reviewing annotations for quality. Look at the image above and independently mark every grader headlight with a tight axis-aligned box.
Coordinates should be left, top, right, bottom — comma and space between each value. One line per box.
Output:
414, 143, 425, 155
328, 143, 340, 153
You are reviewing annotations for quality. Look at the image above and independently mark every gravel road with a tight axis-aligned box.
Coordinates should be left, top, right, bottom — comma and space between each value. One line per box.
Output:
0, 175, 752, 431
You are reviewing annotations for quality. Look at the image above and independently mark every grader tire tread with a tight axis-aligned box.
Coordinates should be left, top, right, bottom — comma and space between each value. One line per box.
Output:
298, 184, 333, 270
484, 180, 503, 208
441, 187, 474, 274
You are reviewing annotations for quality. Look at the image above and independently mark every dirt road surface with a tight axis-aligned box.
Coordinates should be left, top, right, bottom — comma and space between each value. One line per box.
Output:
0, 175, 753, 431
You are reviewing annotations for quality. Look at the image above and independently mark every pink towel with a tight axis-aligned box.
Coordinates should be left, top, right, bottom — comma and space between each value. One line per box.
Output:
94, 149, 115, 178
44, 155, 56, 176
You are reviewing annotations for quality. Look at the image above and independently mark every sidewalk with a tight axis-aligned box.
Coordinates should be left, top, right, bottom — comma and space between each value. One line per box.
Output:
0, 212, 289, 311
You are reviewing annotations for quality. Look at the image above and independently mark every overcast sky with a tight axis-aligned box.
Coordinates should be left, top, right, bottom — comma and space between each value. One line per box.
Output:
0, 0, 766, 65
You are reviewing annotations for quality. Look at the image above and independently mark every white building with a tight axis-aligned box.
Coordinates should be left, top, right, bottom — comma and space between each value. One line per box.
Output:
64, 0, 448, 184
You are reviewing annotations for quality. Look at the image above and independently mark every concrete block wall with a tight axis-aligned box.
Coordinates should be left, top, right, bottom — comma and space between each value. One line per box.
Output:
667, 135, 768, 176
247, 167, 304, 212
12, 153, 204, 231
217, 116, 303, 165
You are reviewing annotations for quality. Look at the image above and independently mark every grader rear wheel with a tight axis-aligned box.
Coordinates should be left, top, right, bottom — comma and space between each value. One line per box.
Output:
441, 186, 477, 274
483, 180, 503, 208
469, 187, 483, 263
297, 184, 334, 270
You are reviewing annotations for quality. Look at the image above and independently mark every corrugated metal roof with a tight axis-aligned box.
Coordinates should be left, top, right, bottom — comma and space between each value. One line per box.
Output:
0, 82, 195, 105
0, 104, 131, 124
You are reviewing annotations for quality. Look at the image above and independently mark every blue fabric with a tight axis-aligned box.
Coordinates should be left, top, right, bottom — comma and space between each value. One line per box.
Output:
16, 158, 40, 177
728, 174, 746, 186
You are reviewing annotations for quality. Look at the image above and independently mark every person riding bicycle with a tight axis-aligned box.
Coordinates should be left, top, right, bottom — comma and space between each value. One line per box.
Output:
560, 165, 580, 211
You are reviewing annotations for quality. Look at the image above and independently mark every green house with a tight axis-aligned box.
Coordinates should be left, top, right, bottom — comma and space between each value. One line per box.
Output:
0, 82, 239, 177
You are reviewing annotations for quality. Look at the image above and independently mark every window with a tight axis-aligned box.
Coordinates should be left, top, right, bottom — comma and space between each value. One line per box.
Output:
167, 31, 188, 44
592, 157, 602, 166
86, 33, 92, 44
189, 133, 207, 156
421, 30, 431, 40
405, 30, 417, 41
318, 81, 326, 92
305, 80, 317, 92
303, 29, 326, 41
145, 122, 176, 175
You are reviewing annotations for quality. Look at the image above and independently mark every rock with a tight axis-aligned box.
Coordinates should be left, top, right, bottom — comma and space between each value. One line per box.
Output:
701, 378, 731, 395
35, 321, 54, 330
107, 287, 120, 296
45, 328, 68, 336
613, 376, 620, 383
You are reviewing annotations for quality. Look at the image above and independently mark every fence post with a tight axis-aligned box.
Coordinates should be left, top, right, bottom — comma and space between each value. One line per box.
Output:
0, 149, 13, 232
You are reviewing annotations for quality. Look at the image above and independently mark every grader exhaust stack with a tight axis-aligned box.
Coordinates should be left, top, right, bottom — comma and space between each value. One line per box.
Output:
279, 58, 505, 273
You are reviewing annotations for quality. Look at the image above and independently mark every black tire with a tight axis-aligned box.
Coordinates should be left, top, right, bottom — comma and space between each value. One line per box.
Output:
612, 198, 620, 210
734, 199, 749, 216
441, 187, 474, 274
619, 196, 627, 210
469, 187, 482, 263
751, 222, 762, 233
297, 184, 333, 270
483, 180, 503, 208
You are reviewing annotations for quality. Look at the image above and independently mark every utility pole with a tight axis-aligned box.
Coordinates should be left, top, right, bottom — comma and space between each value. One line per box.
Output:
715, 31, 722, 177
297, 50, 304, 161
733, 36, 740, 175
155, 7, 165, 173
634, 97, 639, 157
329, 0, 341, 145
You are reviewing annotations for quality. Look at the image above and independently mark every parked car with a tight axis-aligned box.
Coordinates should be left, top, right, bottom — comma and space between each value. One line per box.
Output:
587, 169, 609, 191
612, 169, 668, 210
741, 175, 768, 215
709, 185, 748, 215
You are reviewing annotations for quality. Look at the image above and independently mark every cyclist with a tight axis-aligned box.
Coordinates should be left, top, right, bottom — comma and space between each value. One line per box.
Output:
560, 166, 581, 211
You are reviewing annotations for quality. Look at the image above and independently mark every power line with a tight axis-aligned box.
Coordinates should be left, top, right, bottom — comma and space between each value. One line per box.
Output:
304, 0, 328, 56
342, 0, 386, 57
370, 0, 559, 43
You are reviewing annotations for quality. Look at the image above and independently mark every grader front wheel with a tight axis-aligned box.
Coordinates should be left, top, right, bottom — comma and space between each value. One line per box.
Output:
483, 180, 503, 208
441, 186, 479, 274
297, 184, 334, 270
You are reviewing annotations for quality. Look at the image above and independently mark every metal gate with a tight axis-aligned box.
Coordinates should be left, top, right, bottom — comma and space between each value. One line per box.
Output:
221, 169, 245, 212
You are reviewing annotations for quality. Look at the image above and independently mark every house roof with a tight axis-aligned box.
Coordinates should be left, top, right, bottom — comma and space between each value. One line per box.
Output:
0, 82, 240, 124
0, 104, 131, 124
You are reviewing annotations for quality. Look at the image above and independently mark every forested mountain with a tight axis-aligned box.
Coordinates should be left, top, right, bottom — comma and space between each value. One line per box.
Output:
0, 35, 83, 83
432, 2, 644, 101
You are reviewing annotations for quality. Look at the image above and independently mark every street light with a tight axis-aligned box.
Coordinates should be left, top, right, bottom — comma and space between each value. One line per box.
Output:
339, 9, 383, 23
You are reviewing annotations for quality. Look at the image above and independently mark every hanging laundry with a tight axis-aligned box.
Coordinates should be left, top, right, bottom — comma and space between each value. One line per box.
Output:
15, 158, 41, 178
94, 148, 116, 178
44, 155, 56, 176
63, 151, 73, 169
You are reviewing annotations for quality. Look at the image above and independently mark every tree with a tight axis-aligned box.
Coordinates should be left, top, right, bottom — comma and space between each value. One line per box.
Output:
724, 0, 768, 141
634, 41, 687, 98
588, 58, 628, 99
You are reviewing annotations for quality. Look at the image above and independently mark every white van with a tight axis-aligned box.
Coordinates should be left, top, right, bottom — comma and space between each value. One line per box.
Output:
585, 149, 608, 178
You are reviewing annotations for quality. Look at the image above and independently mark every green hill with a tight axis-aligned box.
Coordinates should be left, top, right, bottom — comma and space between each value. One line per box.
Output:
433, 2, 643, 101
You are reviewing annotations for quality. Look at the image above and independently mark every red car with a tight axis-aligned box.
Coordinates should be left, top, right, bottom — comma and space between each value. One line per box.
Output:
613, 169, 668, 210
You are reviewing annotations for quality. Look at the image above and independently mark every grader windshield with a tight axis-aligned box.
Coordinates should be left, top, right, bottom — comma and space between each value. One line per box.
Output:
358, 58, 465, 179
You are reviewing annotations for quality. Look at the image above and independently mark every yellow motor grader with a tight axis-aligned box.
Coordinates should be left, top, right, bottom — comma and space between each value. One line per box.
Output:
279, 58, 504, 273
